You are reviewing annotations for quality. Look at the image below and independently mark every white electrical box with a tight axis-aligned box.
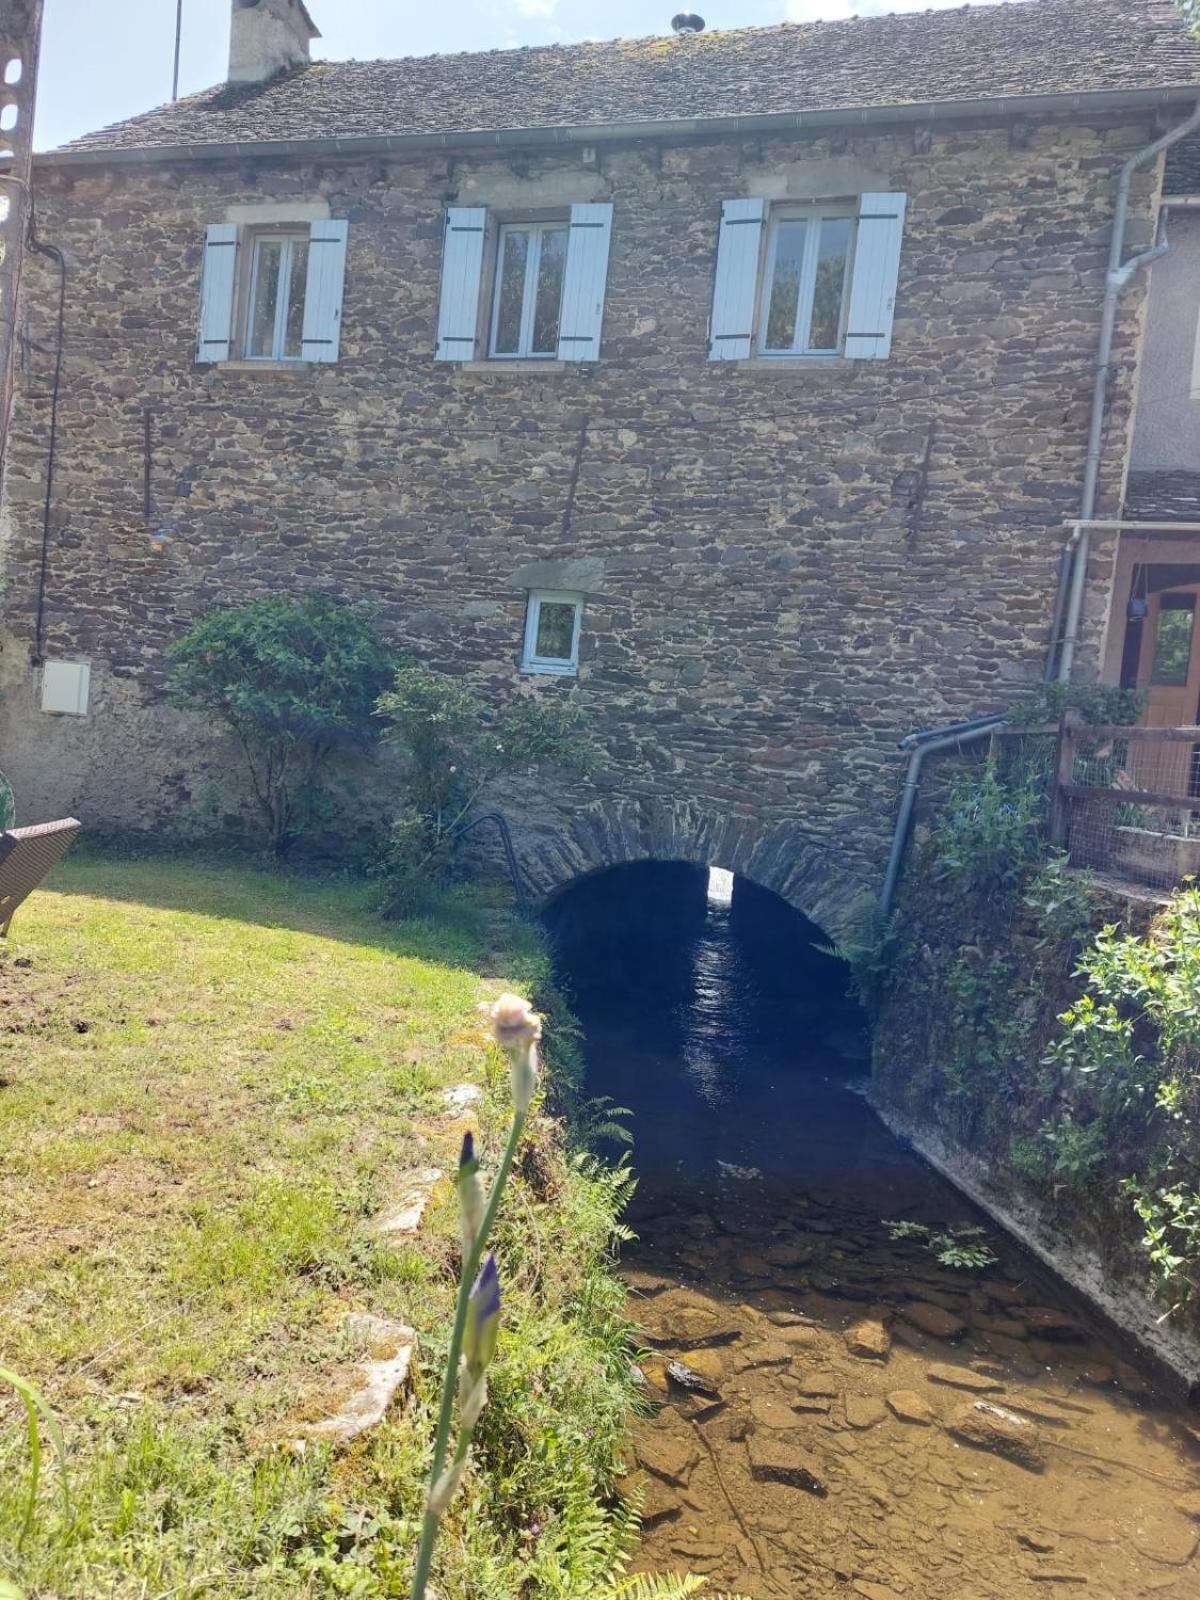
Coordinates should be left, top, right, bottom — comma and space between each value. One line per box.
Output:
41, 660, 91, 716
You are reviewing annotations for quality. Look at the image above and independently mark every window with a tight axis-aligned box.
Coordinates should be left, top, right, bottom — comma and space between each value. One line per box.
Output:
760, 205, 855, 357
490, 222, 570, 359
246, 233, 310, 361
1152, 594, 1197, 686
522, 592, 582, 676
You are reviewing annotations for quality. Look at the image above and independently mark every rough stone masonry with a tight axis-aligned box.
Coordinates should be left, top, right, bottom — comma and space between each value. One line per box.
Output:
0, 112, 1160, 929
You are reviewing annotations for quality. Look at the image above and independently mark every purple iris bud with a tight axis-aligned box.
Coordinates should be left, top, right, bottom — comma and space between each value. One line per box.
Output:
463, 1252, 502, 1377
459, 1131, 477, 1175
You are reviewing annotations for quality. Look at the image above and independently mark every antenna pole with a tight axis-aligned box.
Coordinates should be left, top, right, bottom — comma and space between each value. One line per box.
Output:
172, 0, 183, 101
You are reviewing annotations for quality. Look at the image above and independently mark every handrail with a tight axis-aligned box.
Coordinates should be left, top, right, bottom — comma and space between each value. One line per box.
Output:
450, 811, 530, 917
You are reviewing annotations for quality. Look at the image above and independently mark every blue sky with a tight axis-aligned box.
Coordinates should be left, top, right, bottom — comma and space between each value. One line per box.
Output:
36, 0, 980, 150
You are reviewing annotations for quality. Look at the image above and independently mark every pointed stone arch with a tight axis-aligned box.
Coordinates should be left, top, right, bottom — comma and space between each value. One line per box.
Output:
512, 797, 870, 940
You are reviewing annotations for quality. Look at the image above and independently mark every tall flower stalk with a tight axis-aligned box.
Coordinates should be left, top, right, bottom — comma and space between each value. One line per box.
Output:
409, 993, 542, 1600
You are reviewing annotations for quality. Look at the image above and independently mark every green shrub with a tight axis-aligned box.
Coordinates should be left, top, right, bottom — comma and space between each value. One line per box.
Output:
376, 666, 593, 914
929, 765, 1046, 896
167, 596, 396, 856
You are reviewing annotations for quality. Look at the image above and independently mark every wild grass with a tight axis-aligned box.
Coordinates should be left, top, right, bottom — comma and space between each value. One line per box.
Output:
0, 848, 639, 1598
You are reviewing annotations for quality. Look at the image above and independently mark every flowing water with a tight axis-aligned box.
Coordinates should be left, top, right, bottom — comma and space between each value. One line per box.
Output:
546, 864, 1200, 1600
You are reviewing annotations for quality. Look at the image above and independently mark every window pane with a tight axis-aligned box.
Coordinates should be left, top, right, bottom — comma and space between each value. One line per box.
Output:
807, 216, 851, 351
531, 226, 568, 355
535, 601, 576, 660
248, 240, 282, 358
764, 219, 806, 350
494, 230, 530, 355
283, 238, 309, 359
1152, 595, 1196, 687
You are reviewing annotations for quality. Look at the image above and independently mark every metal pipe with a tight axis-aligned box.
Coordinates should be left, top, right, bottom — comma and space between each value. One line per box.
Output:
451, 810, 529, 916
881, 714, 1007, 913
1044, 526, 1082, 681
1055, 102, 1200, 683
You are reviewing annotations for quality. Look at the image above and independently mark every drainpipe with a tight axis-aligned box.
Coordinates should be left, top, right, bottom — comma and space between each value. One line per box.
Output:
1053, 102, 1200, 683
880, 713, 1008, 915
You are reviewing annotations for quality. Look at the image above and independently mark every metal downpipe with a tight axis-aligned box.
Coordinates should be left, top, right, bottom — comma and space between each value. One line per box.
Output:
1054, 102, 1200, 683
880, 715, 1007, 914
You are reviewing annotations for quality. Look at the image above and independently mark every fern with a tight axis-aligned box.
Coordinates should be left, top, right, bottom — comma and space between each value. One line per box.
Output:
602, 1576, 750, 1600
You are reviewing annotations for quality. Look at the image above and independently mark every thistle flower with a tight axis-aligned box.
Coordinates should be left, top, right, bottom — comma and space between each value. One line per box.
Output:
463, 1253, 502, 1379
490, 993, 541, 1114
456, 1130, 485, 1252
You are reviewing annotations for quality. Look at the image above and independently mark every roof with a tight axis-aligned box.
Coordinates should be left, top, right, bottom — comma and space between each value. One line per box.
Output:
49, 0, 1200, 164
1165, 131, 1200, 193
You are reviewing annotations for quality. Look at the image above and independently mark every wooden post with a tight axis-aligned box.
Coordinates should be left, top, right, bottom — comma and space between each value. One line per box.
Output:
1048, 710, 1080, 849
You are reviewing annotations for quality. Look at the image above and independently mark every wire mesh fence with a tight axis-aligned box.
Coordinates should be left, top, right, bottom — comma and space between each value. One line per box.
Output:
998, 719, 1200, 896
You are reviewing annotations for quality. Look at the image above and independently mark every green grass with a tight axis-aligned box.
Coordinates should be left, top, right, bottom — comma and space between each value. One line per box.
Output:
0, 849, 638, 1599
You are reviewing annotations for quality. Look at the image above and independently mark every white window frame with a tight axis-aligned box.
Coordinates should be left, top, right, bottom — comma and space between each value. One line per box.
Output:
521, 591, 583, 676
757, 203, 857, 358
245, 231, 309, 362
489, 220, 570, 361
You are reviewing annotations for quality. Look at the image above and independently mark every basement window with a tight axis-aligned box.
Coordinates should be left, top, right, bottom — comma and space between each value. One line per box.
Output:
246, 232, 310, 361
490, 222, 569, 359
521, 591, 582, 676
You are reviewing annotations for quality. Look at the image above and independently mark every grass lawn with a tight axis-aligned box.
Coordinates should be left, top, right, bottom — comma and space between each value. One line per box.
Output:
0, 849, 636, 1599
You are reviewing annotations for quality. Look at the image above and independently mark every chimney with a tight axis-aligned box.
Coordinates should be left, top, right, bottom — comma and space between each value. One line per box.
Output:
229, 0, 320, 85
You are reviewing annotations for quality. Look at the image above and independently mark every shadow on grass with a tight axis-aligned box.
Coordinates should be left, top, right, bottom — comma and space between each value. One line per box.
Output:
32, 838, 538, 980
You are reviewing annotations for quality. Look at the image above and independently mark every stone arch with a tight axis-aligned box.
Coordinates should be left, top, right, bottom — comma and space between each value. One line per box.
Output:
512, 796, 871, 941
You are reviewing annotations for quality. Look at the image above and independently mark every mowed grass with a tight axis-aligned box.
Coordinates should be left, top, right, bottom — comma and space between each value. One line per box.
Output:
0, 848, 627, 1598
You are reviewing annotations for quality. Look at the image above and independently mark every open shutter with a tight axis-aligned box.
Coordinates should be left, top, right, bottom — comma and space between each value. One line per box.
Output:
557, 202, 613, 362
435, 206, 487, 362
844, 192, 907, 361
301, 219, 349, 363
197, 223, 238, 363
708, 197, 765, 362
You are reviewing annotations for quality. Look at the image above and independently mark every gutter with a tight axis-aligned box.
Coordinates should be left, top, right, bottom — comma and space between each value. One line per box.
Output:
1052, 100, 1200, 682
33, 84, 1200, 170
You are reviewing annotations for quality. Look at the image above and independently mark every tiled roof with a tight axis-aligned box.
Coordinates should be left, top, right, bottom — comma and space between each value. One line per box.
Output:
51, 0, 1200, 160
1165, 132, 1200, 193
1124, 470, 1200, 521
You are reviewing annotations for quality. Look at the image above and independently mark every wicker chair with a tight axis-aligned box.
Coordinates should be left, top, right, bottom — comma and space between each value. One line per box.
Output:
0, 818, 81, 937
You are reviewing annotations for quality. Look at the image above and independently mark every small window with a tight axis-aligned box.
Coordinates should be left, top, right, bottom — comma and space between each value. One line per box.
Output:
490, 222, 569, 359
759, 205, 855, 357
246, 232, 310, 361
1152, 594, 1197, 686
522, 591, 582, 676
41, 660, 91, 716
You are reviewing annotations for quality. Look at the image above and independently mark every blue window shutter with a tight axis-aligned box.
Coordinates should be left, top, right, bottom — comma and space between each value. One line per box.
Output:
301, 220, 349, 363
708, 198, 765, 362
197, 223, 238, 363
844, 192, 908, 360
435, 207, 487, 362
557, 202, 614, 363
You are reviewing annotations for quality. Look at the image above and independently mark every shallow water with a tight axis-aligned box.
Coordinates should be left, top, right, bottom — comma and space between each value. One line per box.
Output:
549, 866, 1200, 1599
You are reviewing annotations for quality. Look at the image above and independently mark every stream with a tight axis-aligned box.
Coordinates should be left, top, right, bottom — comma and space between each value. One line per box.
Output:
546, 863, 1200, 1600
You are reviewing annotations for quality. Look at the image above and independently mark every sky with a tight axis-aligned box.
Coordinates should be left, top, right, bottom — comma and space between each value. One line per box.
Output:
35, 0, 987, 151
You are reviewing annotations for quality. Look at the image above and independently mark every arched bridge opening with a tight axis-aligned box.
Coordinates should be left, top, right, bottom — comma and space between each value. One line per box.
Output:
541, 858, 873, 1202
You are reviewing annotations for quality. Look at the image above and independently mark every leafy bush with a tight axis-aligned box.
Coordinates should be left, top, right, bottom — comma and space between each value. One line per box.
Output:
929, 764, 1046, 896
167, 596, 396, 856
376, 666, 593, 914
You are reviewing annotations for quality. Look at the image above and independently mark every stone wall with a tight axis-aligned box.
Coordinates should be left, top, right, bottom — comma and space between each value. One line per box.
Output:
0, 112, 1161, 926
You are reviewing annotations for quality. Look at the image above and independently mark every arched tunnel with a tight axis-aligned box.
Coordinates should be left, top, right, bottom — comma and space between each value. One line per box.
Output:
542, 860, 885, 1206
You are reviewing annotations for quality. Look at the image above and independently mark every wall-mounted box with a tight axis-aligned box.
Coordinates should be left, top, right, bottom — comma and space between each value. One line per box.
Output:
40, 660, 91, 716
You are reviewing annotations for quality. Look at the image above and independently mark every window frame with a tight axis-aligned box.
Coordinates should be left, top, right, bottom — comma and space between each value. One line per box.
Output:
757, 202, 857, 359
488, 219, 570, 361
521, 590, 583, 677
244, 230, 310, 363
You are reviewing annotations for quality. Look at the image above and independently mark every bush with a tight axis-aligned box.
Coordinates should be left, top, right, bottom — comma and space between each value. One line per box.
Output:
167, 597, 396, 856
929, 764, 1046, 897
376, 666, 593, 914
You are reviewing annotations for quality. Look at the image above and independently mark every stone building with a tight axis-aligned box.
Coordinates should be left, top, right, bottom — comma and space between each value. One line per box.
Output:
2, 0, 1200, 929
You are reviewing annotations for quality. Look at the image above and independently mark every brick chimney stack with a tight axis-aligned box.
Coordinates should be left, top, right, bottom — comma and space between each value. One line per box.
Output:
229, 0, 319, 85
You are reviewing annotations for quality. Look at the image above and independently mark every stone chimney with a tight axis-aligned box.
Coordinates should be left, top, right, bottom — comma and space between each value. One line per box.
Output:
229, 0, 320, 85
